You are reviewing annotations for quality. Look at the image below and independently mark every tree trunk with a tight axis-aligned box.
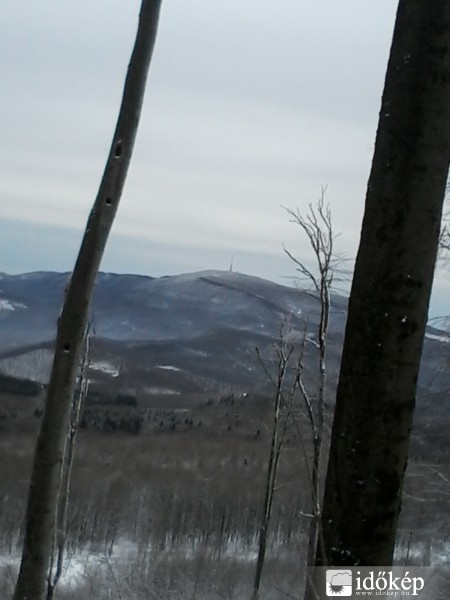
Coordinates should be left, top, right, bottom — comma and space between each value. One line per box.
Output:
318, 0, 450, 568
13, 2, 162, 598
252, 347, 288, 600
46, 332, 90, 600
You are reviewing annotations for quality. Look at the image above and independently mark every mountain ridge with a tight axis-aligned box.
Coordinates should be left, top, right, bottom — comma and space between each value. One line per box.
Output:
0, 270, 447, 411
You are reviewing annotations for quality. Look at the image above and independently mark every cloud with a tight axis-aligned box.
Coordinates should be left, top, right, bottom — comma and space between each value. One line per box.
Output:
5, 0, 432, 306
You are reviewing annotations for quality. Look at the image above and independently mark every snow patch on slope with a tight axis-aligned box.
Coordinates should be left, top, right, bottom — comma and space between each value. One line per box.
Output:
90, 361, 120, 377
425, 332, 450, 344
0, 298, 27, 311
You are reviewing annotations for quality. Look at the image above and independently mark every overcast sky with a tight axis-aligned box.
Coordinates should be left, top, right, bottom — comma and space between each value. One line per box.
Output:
1, 0, 449, 315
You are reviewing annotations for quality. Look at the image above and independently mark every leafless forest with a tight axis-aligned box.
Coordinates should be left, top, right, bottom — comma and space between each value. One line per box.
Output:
0, 374, 449, 599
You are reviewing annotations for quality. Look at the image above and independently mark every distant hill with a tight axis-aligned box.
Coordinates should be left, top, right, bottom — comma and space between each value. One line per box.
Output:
0, 270, 448, 418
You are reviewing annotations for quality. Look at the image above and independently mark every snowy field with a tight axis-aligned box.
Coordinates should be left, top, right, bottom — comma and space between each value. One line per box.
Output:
2, 535, 450, 599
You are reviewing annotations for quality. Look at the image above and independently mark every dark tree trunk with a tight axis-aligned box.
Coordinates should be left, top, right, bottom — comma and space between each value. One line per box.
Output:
318, 0, 450, 568
252, 352, 287, 600
13, 2, 162, 598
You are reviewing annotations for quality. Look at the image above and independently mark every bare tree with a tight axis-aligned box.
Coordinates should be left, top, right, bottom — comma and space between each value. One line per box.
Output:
283, 194, 333, 600
438, 179, 450, 263
13, 2, 163, 598
285, 188, 333, 544
283, 192, 333, 561
252, 323, 297, 600
46, 330, 90, 600
252, 196, 334, 599
317, 0, 450, 572
439, 208, 450, 257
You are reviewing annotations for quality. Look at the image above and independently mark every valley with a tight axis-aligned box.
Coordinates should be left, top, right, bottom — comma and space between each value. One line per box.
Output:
0, 270, 449, 598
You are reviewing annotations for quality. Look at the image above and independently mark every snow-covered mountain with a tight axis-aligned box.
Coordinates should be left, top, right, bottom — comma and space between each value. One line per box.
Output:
0, 270, 448, 408
0, 270, 345, 345
0, 270, 340, 391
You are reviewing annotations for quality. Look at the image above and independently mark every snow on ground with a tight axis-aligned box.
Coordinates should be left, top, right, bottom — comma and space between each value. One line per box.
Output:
0, 539, 138, 591
144, 386, 181, 395
425, 332, 450, 344
0, 537, 258, 592
58, 538, 139, 589
90, 361, 120, 377
0, 348, 53, 383
2, 536, 450, 593
0, 298, 26, 311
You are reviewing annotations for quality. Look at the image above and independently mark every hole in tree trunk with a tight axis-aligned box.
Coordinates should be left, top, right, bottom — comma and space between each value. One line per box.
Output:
114, 141, 123, 158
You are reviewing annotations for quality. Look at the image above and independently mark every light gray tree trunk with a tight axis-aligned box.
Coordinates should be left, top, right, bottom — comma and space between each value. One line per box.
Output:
46, 331, 90, 600
318, 0, 450, 569
13, 2, 162, 598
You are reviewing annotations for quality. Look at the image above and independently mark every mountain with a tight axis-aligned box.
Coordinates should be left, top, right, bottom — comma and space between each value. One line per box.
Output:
0, 270, 448, 414
0, 270, 342, 390
0, 270, 344, 345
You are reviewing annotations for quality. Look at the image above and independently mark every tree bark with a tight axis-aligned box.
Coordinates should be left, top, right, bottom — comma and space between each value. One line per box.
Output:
318, 0, 450, 568
252, 344, 289, 600
13, 2, 162, 598
46, 332, 90, 600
